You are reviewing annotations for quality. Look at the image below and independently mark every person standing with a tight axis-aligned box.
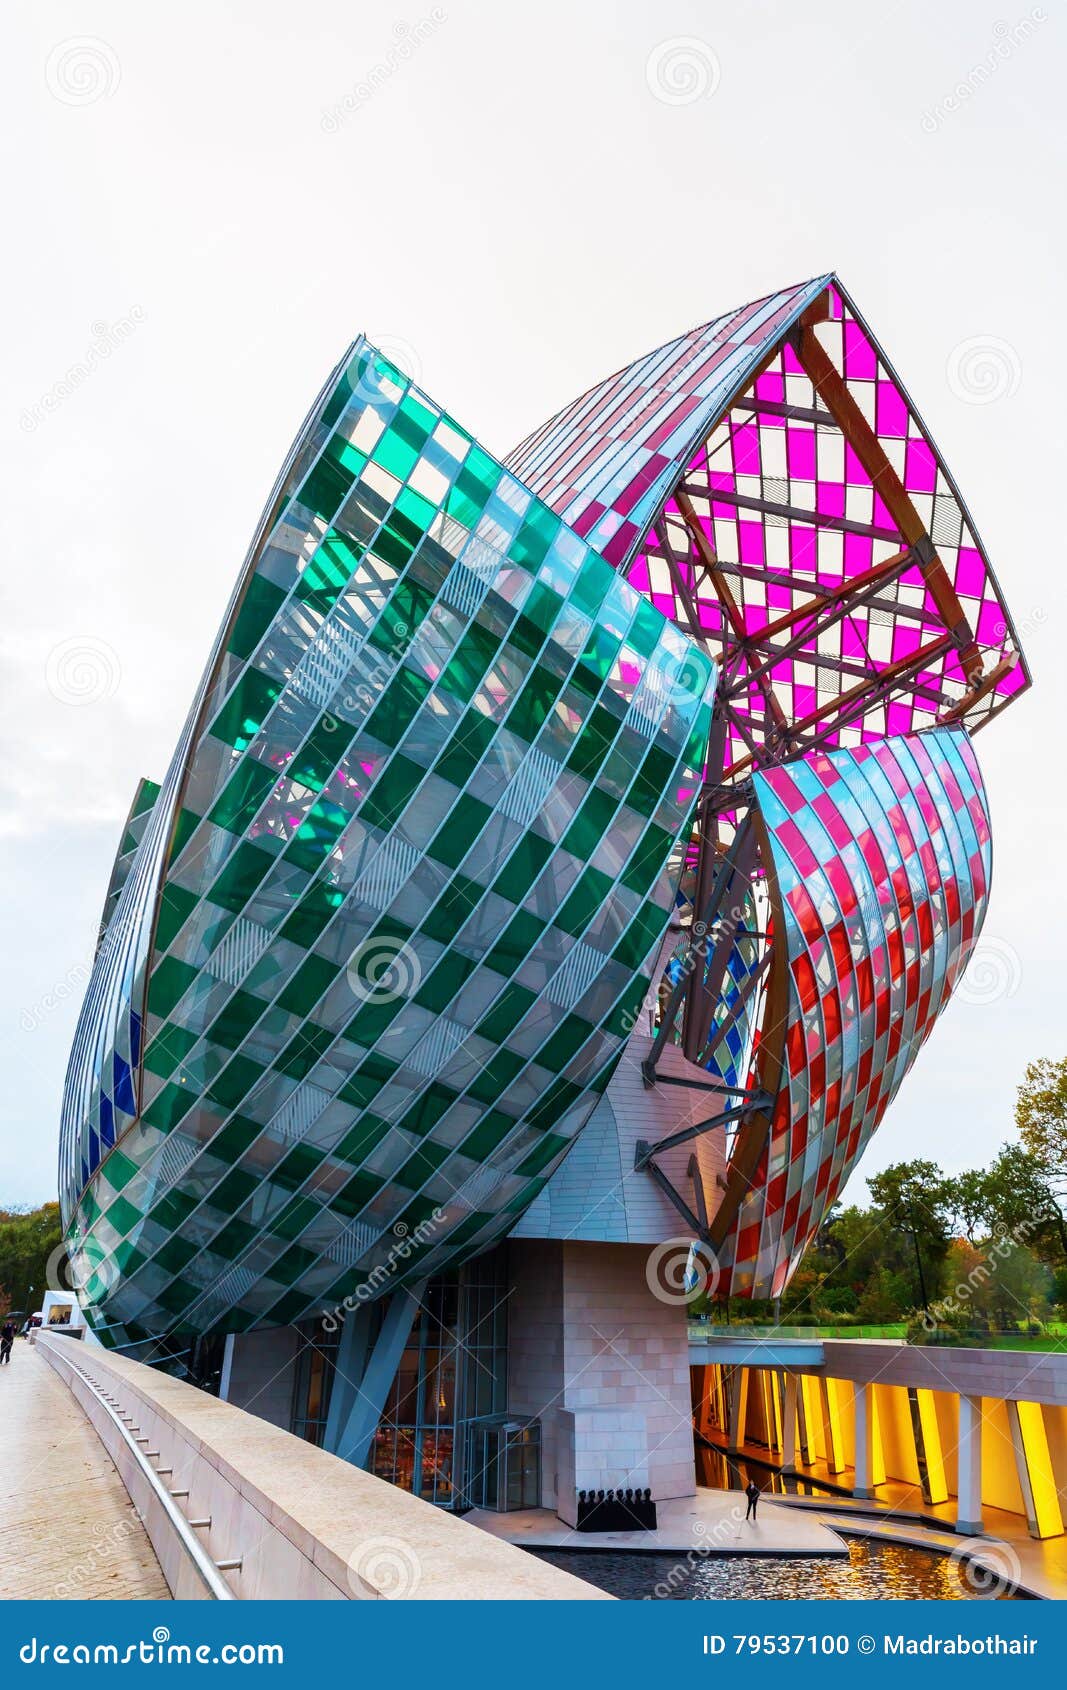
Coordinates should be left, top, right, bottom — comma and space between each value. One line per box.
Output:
744, 1479, 760, 1522
0, 1320, 15, 1364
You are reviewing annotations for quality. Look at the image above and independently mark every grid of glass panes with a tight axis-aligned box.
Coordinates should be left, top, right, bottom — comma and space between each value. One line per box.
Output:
62, 339, 715, 1349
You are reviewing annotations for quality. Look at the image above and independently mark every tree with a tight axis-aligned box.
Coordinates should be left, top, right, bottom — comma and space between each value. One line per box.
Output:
0, 1202, 63, 1317
866, 1159, 954, 1311
950, 1167, 995, 1243
984, 1143, 1067, 1266
1016, 1057, 1067, 1173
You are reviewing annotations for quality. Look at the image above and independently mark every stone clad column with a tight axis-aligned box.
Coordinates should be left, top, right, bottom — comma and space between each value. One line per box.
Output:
853, 1382, 874, 1498
956, 1393, 983, 1535
781, 1373, 798, 1473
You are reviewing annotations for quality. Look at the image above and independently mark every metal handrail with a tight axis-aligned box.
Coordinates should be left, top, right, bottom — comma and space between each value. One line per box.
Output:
38, 1337, 235, 1600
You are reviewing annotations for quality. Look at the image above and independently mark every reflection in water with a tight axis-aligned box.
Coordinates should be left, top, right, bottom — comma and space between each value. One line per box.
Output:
695, 1441, 826, 1498
531, 1538, 1023, 1600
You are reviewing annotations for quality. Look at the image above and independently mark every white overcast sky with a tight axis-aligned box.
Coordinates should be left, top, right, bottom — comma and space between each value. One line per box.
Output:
2, 0, 1062, 1208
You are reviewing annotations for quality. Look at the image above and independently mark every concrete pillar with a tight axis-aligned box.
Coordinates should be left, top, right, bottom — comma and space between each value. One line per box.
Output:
782, 1373, 798, 1473
853, 1383, 874, 1498
956, 1393, 983, 1535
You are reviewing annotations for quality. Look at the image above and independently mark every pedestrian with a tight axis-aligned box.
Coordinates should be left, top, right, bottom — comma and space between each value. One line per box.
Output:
744, 1479, 760, 1522
0, 1320, 14, 1365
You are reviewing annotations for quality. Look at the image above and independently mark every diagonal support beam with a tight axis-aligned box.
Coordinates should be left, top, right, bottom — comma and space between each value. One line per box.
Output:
329, 1281, 426, 1471
793, 321, 982, 684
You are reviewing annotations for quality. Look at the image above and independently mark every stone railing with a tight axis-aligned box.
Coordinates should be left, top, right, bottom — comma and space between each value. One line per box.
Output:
36, 1335, 606, 1601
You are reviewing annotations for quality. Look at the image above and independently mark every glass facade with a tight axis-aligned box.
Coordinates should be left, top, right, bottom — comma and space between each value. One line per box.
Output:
719, 727, 992, 1298
60, 340, 715, 1348
59, 274, 1028, 1343
290, 1250, 514, 1510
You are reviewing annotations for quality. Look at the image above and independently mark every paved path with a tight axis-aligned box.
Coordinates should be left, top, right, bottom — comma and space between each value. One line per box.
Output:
0, 1340, 169, 1600
469, 1487, 847, 1556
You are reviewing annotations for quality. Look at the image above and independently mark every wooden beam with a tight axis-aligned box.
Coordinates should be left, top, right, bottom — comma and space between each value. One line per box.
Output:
794, 323, 983, 684
674, 487, 792, 739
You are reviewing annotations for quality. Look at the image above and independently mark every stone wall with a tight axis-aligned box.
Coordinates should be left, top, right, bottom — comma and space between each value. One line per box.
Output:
508, 1239, 696, 1514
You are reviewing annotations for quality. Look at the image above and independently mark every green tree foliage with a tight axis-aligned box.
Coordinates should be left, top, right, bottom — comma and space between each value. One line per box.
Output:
0, 1202, 63, 1318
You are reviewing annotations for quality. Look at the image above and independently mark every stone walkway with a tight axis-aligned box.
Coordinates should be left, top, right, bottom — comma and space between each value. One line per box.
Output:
0, 1340, 169, 1600
469, 1487, 847, 1557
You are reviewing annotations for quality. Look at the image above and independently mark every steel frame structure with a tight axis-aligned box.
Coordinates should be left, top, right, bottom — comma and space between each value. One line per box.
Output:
624, 282, 1025, 1273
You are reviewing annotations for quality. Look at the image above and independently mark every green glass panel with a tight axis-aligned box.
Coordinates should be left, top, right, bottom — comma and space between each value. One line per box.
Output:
227, 575, 287, 661
210, 667, 282, 752
621, 824, 674, 896
209, 841, 274, 914
210, 758, 275, 835
612, 902, 667, 970
277, 953, 337, 1016
428, 793, 492, 871
206, 1054, 264, 1111
555, 865, 614, 937
475, 982, 537, 1044
276, 1022, 334, 1079
147, 955, 198, 1019
484, 908, 545, 975
489, 831, 554, 904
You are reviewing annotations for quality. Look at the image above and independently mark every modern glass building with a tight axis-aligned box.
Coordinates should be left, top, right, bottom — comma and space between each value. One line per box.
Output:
60, 274, 1029, 1517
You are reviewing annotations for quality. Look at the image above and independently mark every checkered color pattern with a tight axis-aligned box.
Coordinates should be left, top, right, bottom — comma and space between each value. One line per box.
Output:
716, 726, 991, 1299
507, 279, 828, 570
59, 340, 716, 1346
510, 276, 1029, 757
